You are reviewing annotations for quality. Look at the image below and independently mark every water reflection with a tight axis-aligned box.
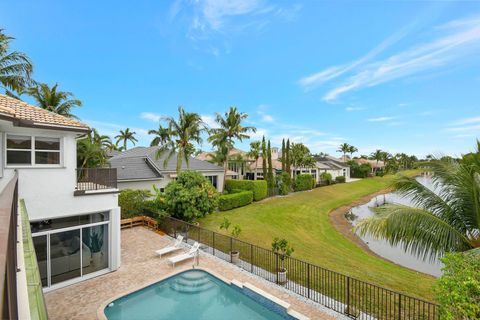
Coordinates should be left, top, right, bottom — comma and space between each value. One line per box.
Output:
348, 175, 443, 277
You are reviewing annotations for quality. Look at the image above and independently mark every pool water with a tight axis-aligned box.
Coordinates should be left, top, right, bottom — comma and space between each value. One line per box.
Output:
104, 270, 294, 320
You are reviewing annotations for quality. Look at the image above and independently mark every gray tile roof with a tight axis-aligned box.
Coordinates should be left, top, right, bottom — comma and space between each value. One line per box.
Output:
109, 146, 224, 180
314, 156, 349, 170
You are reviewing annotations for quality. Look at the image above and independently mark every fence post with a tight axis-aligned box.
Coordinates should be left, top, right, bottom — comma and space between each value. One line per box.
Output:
346, 277, 351, 315
307, 263, 311, 299
398, 293, 402, 320
213, 232, 216, 256
250, 244, 253, 273
275, 253, 279, 284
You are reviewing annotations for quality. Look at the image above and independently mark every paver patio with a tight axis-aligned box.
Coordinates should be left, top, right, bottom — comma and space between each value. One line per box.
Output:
45, 227, 342, 320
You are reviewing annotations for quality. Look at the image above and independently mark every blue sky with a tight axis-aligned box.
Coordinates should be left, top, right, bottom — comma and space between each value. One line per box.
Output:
1, 0, 480, 157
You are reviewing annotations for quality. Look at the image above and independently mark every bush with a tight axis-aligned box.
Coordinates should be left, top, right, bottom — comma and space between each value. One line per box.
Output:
164, 171, 218, 222
119, 189, 152, 219
335, 176, 346, 183
142, 199, 168, 219
436, 251, 480, 320
218, 190, 253, 211
320, 172, 333, 185
224, 179, 267, 201
348, 161, 371, 178
277, 172, 291, 195
294, 174, 314, 191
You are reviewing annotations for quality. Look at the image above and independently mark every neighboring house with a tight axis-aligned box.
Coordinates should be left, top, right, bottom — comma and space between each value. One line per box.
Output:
313, 156, 351, 181
110, 146, 227, 192
0, 94, 121, 297
196, 147, 247, 180
354, 158, 385, 173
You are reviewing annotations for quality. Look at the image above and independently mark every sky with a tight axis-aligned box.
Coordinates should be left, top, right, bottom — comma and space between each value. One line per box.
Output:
1, 0, 480, 158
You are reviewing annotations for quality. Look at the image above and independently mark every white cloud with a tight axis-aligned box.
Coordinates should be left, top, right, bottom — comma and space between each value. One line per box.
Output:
446, 124, 480, 132
256, 104, 274, 122
201, 114, 220, 129
345, 106, 365, 112
453, 116, 480, 125
299, 15, 480, 101
140, 112, 162, 122
367, 116, 395, 122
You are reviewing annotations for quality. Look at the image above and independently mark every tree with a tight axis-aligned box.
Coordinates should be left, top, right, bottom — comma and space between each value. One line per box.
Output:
148, 124, 170, 147
281, 139, 286, 171
208, 107, 256, 185
355, 152, 480, 261
267, 140, 274, 188
28, 83, 82, 118
370, 149, 383, 173
164, 171, 218, 222
291, 143, 314, 173
286, 139, 291, 176
77, 130, 109, 169
262, 136, 267, 181
348, 145, 358, 159
247, 141, 261, 180
156, 107, 204, 174
115, 128, 137, 151
0, 29, 33, 94
337, 143, 351, 162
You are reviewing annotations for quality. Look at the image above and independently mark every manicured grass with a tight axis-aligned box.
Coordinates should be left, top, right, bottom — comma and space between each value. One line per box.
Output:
199, 171, 437, 301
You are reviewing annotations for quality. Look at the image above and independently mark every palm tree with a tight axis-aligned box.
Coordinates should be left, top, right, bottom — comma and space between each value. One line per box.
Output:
208, 107, 256, 184
247, 141, 261, 180
0, 29, 33, 95
148, 125, 170, 147
348, 145, 358, 159
156, 106, 204, 174
115, 128, 137, 151
77, 131, 109, 169
370, 149, 383, 173
355, 154, 480, 260
28, 83, 82, 118
91, 129, 112, 149
337, 143, 351, 162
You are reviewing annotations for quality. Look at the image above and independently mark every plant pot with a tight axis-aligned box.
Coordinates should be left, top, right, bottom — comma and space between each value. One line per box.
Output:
92, 251, 102, 267
230, 251, 240, 265
277, 268, 288, 284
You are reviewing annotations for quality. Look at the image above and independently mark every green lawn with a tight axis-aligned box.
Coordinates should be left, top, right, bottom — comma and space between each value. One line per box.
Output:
199, 171, 437, 301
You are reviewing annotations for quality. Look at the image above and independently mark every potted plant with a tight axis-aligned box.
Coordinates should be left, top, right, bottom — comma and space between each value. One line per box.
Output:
220, 218, 242, 264
89, 230, 104, 267
271, 237, 294, 284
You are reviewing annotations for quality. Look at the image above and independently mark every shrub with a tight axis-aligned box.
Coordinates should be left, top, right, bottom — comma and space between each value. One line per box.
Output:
142, 199, 168, 219
218, 190, 253, 211
276, 172, 291, 195
320, 172, 333, 185
164, 171, 218, 222
119, 189, 152, 219
224, 179, 267, 201
348, 161, 371, 178
335, 176, 346, 183
436, 251, 480, 320
294, 174, 314, 191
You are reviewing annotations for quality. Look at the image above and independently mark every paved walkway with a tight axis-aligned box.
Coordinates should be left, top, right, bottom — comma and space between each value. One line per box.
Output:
45, 227, 342, 320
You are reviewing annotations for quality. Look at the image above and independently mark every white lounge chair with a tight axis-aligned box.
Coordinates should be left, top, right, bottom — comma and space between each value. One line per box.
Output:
168, 242, 200, 267
155, 235, 184, 257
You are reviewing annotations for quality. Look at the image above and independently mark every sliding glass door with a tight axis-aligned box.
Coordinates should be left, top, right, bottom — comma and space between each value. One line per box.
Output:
31, 212, 110, 288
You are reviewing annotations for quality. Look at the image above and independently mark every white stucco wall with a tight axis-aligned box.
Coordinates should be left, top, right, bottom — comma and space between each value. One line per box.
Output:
117, 171, 225, 193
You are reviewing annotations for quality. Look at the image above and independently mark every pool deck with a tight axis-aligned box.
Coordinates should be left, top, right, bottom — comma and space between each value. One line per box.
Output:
45, 227, 342, 320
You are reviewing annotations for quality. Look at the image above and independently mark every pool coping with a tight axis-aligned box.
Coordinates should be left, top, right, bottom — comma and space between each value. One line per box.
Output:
96, 266, 310, 320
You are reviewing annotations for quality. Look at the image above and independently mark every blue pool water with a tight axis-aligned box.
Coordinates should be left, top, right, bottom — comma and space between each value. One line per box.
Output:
104, 269, 295, 320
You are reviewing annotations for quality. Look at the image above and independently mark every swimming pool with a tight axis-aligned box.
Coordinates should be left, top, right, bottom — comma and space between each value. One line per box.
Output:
104, 269, 300, 320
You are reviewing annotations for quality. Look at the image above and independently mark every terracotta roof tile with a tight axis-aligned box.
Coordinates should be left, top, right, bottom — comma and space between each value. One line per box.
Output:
0, 94, 89, 131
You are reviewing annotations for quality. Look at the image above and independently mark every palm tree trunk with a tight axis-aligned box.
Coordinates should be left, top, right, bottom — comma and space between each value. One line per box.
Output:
223, 159, 228, 189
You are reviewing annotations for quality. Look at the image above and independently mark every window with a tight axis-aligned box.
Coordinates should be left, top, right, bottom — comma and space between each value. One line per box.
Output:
206, 175, 218, 188
6, 135, 61, 166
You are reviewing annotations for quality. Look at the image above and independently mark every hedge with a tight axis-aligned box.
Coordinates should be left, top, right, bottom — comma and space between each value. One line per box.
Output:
224, 180, 267, 201
294, 174, 314, 191
335, 176, 346, 183
218, 190, 254, 211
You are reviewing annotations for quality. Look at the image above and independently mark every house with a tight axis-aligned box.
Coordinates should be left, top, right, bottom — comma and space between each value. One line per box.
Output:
196, 147, 248, 179
109, 146, 228, 192
0, 94, 121, 314
314, 155, 351, 181
354, 158, 385, 173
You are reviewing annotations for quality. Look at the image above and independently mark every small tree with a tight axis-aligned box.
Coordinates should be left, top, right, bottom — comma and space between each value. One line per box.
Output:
286, 139, 291, 176
436, 251, 480, 320
262, 136, 267, 180
267, 140, 274, 189
164, 171, 218, 222
219, 218, 242, 257
271, 238, 294, 272
281, 138, 286, 171
320, 172, 333, 185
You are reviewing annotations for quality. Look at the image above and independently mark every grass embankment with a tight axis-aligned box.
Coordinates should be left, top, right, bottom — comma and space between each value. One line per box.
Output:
199, 170, 436, 301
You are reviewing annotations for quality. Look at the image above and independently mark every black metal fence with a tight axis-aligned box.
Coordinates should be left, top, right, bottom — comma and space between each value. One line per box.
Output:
76, 168, 117, 192
158, 216, 439, 320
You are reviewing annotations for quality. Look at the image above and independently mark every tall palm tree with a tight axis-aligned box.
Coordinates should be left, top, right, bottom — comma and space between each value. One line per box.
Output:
370, 149, 383, 173
91, 128, 112, 149
156, 106, 204, 174
115, 128, 137, 151
208, 107, 256, 184
0, 29, 33, 95
247, 141, 261, 180
77, 131, 109, 169
28, 83, 82, 118
148, 125, 170, 147
355, 153, 480, 260
348, 145, 358, 159
337, 143, 351, 162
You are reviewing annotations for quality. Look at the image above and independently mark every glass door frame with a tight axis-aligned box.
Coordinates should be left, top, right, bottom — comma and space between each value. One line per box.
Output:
32, 219, 111, 289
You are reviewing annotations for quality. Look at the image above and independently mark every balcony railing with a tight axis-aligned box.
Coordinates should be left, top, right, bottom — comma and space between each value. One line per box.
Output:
75, 168, 117, 195
0, 172, 19, 319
